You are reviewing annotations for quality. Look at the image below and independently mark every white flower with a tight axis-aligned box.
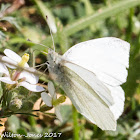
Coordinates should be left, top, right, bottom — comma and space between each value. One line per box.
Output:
0, 62, 9, 75
41, 81, 65, 122
0, 49, 44, 92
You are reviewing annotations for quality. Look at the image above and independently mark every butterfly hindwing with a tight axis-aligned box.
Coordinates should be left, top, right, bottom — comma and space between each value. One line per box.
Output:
56, 62, 116, 130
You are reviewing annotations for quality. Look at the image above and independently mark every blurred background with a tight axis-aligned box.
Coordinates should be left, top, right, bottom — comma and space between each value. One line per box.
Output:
0, 0, 140, 139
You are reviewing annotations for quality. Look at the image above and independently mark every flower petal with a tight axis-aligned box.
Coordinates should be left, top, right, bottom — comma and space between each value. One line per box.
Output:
24, 63, 29, 68
48, 81, 56, 97
55, 105, 63, 122
0, 62, 9, 75
41, 92, 52, 107
0, 77, 16, 84
19, 71, 39, 84
19, 81, 45, 92
4, 49, 21, 63
2, 56, 17, 69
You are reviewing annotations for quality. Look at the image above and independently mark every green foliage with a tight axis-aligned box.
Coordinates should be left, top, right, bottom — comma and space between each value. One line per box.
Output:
7, 115, 20, 133
0, 4, 10, 14
0, 16, 20, 29
0, 31, 6, 41
0, 0, 140, 139
64, 0, 140, 36
0, 75, 3, 100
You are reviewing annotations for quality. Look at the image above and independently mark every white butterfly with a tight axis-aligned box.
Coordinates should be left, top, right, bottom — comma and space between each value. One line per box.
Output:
47, 37, 130, 131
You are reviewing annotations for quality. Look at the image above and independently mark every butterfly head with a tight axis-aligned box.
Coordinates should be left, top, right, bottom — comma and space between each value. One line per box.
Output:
47, 49, 60, 65
47, 49, 63, 80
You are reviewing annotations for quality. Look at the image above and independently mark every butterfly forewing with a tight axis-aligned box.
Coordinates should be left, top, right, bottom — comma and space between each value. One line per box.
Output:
63, 37, 130, 86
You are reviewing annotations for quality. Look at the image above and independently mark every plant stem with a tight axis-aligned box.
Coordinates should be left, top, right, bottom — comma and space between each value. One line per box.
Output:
72, 105, 79, 140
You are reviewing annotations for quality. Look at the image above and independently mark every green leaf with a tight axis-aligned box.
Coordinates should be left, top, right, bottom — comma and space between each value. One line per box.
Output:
0, 4, 10, 17
81, 0, 95, 31
7, 115, 20, 133
64, 0, 140, 36
1, 16, 20, 29
21, 120, 31, 130
28, 116, 36, 127
0, 31, 6, 40
56, 19, 68, 53
34, 0, 57, 33
123, 55, 140, 97
21, 26, 44, 42
0, 74, 3, 101
60, 105, 72, 122
53, 6, 75, 23
17, 128, 27, 136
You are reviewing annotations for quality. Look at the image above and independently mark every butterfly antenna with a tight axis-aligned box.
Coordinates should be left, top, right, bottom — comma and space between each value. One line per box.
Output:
50, 29, 55, 52
46, 15, 56, 52
27, 39, 51, 50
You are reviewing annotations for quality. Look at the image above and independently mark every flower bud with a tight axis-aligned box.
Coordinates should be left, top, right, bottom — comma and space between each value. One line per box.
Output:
28, 94, 39, 102
40, 104, 53, 112
52, 96, 66, 106
9, 98, 22, 112
58, 96, 66, 103
7, 91, 18, 104
19, 100, 34, 113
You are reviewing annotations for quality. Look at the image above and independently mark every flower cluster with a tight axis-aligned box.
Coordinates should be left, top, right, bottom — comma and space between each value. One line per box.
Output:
0, 49, 44, 92
0, 49, 65, 122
